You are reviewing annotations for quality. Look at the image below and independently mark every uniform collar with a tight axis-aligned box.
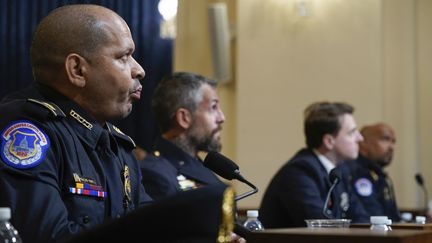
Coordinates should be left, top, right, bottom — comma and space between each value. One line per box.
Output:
36, 84, 105, 150
357, 154, 385, 175
153, 137, 221, 185
154, 137, 200, 167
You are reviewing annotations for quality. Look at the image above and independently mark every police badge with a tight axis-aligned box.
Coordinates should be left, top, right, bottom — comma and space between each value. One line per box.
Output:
123, 165, 132, 204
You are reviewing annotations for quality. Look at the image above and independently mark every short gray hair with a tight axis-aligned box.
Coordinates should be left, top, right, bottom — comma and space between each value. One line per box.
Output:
152, 72, 217, 133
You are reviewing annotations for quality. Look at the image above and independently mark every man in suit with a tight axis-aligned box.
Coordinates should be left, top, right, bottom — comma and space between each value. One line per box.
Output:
259, 101, 369, 228
347, 123, 400, 221
140, 72, 226, 200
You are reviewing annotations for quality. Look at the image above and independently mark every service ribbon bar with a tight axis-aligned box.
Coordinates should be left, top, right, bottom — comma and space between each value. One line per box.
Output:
69, 187, 106, 198
75, 182, 103, 191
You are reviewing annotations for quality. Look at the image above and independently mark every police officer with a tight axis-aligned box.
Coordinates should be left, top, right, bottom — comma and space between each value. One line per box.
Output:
259, 102, 370, 228
0, 5, 151, 243
347, 123, 400, 221
140, 73, 244, 243
140, 72, 226, 200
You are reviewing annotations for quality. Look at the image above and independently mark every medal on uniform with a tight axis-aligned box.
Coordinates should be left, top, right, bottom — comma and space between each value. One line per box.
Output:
123, 165, 132, 205
69, 173, 106, 198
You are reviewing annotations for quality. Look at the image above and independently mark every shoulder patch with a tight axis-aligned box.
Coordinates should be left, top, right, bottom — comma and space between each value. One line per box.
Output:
1, 121, 50, 169
354, 178, 373, 197
27, 99, 66, 117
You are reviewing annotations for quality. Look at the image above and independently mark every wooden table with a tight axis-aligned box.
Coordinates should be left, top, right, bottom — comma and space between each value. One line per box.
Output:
247, 228, 432, 243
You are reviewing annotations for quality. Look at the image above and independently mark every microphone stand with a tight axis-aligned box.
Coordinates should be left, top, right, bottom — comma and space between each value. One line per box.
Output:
323, 178, 339, 218
422, 186, 429, 213
233, 171, 259, 201
415, 173, 429, 213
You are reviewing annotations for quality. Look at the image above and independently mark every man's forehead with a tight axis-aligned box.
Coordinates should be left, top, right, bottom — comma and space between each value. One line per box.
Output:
376, 125, 395, 137
364, 124, 393, 137
200, 85, 218, 102
339, 114, 356, 129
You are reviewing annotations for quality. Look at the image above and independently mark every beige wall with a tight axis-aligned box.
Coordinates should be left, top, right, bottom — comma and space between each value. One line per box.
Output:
175, 0, 432, 209
417, 0, 432, 210
174, 0, 237, 162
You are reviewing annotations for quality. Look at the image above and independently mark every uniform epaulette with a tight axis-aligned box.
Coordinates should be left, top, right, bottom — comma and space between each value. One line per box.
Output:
27, 99, 66, 117
107, 123, 136, 148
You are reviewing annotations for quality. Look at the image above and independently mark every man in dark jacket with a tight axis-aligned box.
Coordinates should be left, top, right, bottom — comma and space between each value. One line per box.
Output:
259, 101, 369, 228
140, 72, 244, 243
347, 123, 400, 221
141, 72, 226, 200
0, 5, 151, 243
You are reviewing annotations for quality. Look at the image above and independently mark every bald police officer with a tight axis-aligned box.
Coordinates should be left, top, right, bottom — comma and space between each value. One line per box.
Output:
0, 5, 151, 243
347, 123, 400, 221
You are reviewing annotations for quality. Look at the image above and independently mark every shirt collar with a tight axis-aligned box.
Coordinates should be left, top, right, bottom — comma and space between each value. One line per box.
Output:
313, 149, 336, 174
36, 83, 104, 149
154, 137, 200, 167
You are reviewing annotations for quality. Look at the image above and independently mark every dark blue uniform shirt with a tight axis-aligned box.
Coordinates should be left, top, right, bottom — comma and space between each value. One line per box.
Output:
140, 137, 224, 200
346, 155, 400, 221
259, 149, 369, 228
0, 84, 152, 243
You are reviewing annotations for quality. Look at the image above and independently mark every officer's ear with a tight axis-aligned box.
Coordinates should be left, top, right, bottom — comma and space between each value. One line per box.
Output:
65, 53, 87, 88
323, 134, 336, 150
175, 108, 193, 130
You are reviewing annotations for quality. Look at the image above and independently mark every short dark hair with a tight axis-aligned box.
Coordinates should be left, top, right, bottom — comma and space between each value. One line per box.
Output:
152, 72, 217, 133
30, 5, 114, 83
304, 101, 354, 149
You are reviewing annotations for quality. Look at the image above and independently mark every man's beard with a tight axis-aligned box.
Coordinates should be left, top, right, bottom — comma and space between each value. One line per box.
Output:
196, 136, 221, 152
190, 130, 222, 153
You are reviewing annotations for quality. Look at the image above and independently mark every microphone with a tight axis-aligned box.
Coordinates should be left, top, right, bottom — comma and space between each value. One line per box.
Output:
323, 168, 341, 219
415, 173, 429, 212
204, 152, 258, 201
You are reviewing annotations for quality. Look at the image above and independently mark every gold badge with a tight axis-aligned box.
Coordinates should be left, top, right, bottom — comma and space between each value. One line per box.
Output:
370, 170, 379, 181
123, 165, 132, 203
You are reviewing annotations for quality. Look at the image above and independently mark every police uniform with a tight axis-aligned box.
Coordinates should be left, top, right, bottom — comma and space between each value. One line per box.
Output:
0, 84, 152, 243
347, 155, 400, 221
140, 137, 225, 200
259, 149, 369, 228
66, 184, 236, 243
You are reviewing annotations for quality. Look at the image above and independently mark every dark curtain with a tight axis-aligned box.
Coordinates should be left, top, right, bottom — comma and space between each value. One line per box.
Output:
0, 0, 172, 150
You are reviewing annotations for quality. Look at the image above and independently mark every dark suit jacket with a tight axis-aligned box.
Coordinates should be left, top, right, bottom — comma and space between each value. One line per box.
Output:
140, 137, 224, 200
259, 149, 369, 228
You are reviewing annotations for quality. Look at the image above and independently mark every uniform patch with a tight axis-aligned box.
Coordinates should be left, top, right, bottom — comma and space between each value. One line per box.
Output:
1, 121, 50, 169
355, 178, 373, 197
